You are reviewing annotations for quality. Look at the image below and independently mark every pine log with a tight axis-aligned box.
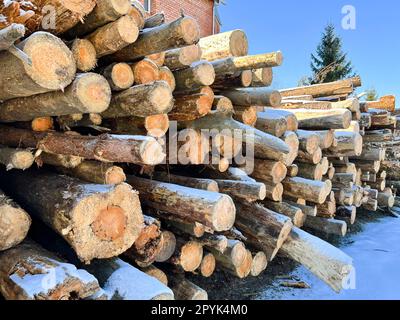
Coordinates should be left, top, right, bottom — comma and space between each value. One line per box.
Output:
144, 12, 165, 28
282, 131, 299, 166
126, 176, 236, 232
212, 95, 234, 113
31, 117, 54, 132
283, 109, 352, 130
331, 98, 360, 112
65, 0, 131, 38
360, 112, 372, 128
197, 253, 216, 278
127, 1, 146, 29
296, 148, 323, 165
104, 16, 200, 62
362, 198, 378, 211
304, 217, 347, 237
101, 62, 135, 91
196, 234, 228, 254
287, 164, 299, 177
212, 70, 252, 89
0, 240, 102, 300
198, 30, 248, 61
0, 73, 111, 122
285, 200, 317, 217
363, 129, 393, 143
219, 249, 253, 279
235, 202, 293, 261
0, 147, 34, 170
283, 177, 331, 204
141, 265, 168, 286
0, 170, 143, 263
38, 153, 83, 169
207, 239, 246, 268
219, 88, 282, 108
280, 78, 360, 98
0, 191, 31, 251
250, 252, 268, 276
146, 51, 166, 67
101, 81, 173, 118
169, 93, 213, 121
380, 161, 400, 180
361, 95, 396, 113
0, 126, 165, 165
324, 132, 363, 157
296, 130, 320, 154
67, 38, 97, 72
315, 130, 335, 149
252, 68, 273, 87
377, 192, 395, 208
158, 66, 176, 91
336, 206, 357, 225
130, 58, 159, 84
164, 44, 202, 71
0, 32, 76, 101
249, 159, 287, 184
0, 23, 25, 50
184, 112, 291, 162
152, 172, 219, 192
233, 106, 257, 126
168, 276, 208, 300
263, 201, 306, 228
85, 258, 173, 300
255, 111, 288, 137
262, 109, 299, 131
350, 148, 386, 161
174, 61, 215, 92
296, 162, 324, 180
167, 239, 203, 272
215, 179, 267, 202
57, 161, 126, 185
280, 100, 332, 110
154, 231, 177, 263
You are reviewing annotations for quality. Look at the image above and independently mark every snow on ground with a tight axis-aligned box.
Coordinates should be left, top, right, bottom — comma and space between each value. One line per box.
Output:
260, 216, 400, 300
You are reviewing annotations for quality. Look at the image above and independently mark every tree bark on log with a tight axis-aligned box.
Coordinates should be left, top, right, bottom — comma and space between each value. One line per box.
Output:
252, 68, 273, 87
255, 111, 288, 137
212, 70, 252, 90
0, 23, 25, 50
0, 240, 102, 300
0, 32, 76, 101
101, 81, 173, 118
126, 176, 236, 232
164, 44, 202, 71
249, 159, 287, 184
296, 130, 321, 154
0, 73, 111, 122
212, 95, 234, 113
0, 126, 165, 166
198, 29, 248, 62
174, 61, 216, 92
152, 172, 219, 192
169, 93, 213, 121
0, 147, 34, 170
0, 170, 143, 263
215, 179, 267, 202
168, 275, 208, 300
282, 177, 331, 204
158, 66, 176, 91
38, 152, 83, 169
65, 0, 132, 38
304, 217, 347, 237
0, 190, 31, 251
219, 88, 282, 108
281, 227, 353, 292
144, 12, 165, 29
263, 200, 306, 228
103, 16, 200, 62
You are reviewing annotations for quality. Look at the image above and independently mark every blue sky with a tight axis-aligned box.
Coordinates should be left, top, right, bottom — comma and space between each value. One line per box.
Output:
218, 0, 400, 101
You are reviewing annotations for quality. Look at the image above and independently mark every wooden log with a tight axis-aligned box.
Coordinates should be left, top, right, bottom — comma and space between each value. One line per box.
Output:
141, 265, 168, 286
336, 206, 357, 225
102, 81, 173, 118
0, 126, 165, 166
255, 111, 288, 137
350, 148, 386, 161
363, 129, 393, 143
198, 30, 248, 61
57, 161, 126, 185
130, 58, 160, 84
252, 68, 273, 87
168, 276, 208, 300
316, 201, 337, 218
104, 16, 200, 62
362, 198, 378, 211
353, 160, 381, 174
101, 62, 135, 91
331, 98, 360, 112
207, 239, 246, 268
86, 15, 139, 58
220, 249, 253, 279
280, 100, 332, 110
197, 253, 216, 278
0, 73, 111, 122
287, 164, 299, 177
282, 131, 299, 166
296, 162, 324, 180
123, 215, 162, 267
263, 201, 306, 228
31, 117, 54, 132
233, 106, 257, 126
212, 95, 234, 113
212, 69, 252, 90
127, 0, 146, 29
250, 252, 268, 276
174, 61, 215, 92
261, 181, 284, 202
164, 44, 202, 71
360, 112, 372, 128
296, 130, 320, 154
285, 200, 317, 217
152, 172, 219, 192
262, 109, 298, 131
325, 132, 363, 157
315, 130, 335, 149
0, 240, 101, 300
380, 161, 400, 181
281, 227, 353, 292
249, 159, 287, 184
85, 258, 173, 300
185, 112, 291, 162
279, 78, 360, 98
158, 66, 176, 91
196, 234, 228, 254
304, 217, 347, 237
0, 191, 31, 251
0, 32, 76, 101
361, 95, 396, 113
0, 147, 34, 170
377, 192, 395, 208
211, 52, 283, 78
282, 109, 352, 130
166, 220, 206, 238
126, 176, 236, 232
154, 231, 177, 263
0, 170, 143, 263
67, 39, 97, 72
146, 51, 166, 67
65, 0, 131, 38
144, 12, 165, 29
283, 177, 331, 204
215, 179, 267, 202
167, 239, 203, 272
219, 88, 282, 108
235, 202, 293, 261
0, 23, 25, 51
38, 153, 83, 168
169, 93, 213, 121
297, 148, 323, 165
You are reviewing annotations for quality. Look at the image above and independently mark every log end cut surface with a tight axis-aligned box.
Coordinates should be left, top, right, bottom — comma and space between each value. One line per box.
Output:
212, 195, 236, 232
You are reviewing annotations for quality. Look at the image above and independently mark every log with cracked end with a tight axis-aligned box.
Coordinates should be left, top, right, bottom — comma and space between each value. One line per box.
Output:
0, 170, 144, 263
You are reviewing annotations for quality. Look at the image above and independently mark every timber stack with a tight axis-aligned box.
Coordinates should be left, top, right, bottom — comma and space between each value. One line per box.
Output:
0, 0, 396, 300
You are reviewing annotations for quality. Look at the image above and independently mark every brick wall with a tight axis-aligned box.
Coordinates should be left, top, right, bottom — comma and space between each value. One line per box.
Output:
138, 0, 218, 37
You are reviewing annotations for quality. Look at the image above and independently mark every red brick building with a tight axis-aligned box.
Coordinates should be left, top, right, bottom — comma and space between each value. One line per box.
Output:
138, 0, 222, 36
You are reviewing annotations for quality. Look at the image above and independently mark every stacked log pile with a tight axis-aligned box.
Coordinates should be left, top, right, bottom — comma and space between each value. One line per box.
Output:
0, 1, 396, 300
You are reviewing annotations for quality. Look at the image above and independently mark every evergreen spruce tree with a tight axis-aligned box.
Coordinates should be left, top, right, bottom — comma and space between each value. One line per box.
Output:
310, 24, 355, 84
